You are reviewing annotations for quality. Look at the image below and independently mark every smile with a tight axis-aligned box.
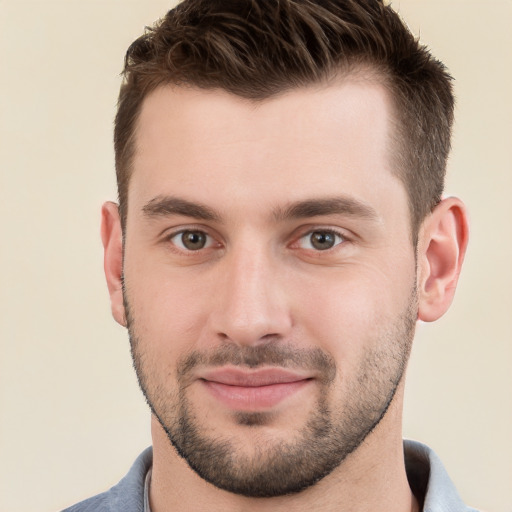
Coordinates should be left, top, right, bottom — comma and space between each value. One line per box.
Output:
199, 368, 314, 410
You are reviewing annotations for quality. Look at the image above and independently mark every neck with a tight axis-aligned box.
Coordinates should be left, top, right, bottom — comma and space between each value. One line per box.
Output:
149, 385, 419, 512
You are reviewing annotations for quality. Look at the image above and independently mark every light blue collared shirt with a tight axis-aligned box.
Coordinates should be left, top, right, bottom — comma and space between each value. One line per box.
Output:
63, 440, 479, 512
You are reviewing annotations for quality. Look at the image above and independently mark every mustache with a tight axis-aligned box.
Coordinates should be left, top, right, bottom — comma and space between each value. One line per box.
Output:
177, 343, 337, 383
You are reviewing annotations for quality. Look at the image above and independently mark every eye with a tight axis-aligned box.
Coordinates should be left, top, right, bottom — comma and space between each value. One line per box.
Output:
297, 230, 345, 251
169, 230, 213, 251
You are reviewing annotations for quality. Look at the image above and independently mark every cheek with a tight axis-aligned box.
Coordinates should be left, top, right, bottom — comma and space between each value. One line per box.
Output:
124, 256, 214, 359
291, 263, 415, 361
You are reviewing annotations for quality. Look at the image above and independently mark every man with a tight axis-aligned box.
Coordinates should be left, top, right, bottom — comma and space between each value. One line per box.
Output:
64, 0, 475, 510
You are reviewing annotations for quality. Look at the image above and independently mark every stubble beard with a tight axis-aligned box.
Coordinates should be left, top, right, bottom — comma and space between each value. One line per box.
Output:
125, 290, 417, 498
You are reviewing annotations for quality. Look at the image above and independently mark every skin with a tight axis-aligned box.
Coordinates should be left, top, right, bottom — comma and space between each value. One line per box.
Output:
102, 78, 469, 512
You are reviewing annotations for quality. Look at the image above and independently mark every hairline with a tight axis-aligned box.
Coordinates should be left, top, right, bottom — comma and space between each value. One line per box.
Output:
119, 64, 422, 245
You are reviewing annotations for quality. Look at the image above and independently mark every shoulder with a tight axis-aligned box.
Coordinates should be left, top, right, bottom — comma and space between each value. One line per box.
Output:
61, 490, 111, 512
61, 447, 153, 512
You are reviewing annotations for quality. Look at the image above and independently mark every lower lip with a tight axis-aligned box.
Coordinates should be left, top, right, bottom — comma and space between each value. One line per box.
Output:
201, 379, 312, 410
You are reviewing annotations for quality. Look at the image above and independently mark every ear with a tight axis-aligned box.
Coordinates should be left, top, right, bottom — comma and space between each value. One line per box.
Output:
101, 201, 127, 327
417, 197, 469, 322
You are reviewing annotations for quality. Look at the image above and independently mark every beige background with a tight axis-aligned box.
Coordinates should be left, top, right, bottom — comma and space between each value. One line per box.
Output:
1, 1, 511, 511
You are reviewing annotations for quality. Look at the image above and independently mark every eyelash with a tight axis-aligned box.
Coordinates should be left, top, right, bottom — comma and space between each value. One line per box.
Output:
294, 228, 347, 251
165, 229, 217, 252
163, 227, 350, 254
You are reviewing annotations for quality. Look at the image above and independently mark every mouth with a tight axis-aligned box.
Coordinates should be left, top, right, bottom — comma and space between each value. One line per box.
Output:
198, 367, 314, 411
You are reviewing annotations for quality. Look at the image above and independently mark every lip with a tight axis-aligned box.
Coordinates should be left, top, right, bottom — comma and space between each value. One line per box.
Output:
199, 367, 313, 410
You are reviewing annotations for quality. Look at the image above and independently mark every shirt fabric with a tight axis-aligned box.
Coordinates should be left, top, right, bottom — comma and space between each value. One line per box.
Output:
62, 440, 479, 512
143, 468, 152, 512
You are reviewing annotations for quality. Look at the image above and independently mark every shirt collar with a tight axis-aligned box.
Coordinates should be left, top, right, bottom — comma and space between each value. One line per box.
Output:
142, 441, 475, 512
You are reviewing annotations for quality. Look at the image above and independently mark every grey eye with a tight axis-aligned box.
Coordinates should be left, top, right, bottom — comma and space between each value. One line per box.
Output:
172, 230, 210, 251
298, 231, 344, 251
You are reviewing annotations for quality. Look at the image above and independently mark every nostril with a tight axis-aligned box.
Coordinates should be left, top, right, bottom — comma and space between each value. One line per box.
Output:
260, 333, 281, 341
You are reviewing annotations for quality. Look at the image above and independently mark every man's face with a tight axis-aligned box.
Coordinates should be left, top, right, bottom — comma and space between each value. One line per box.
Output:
121, 81, 418, 496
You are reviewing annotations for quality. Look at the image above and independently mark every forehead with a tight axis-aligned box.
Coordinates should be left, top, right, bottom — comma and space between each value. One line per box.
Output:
129, 79, 406, 224
135, 78, 392, 160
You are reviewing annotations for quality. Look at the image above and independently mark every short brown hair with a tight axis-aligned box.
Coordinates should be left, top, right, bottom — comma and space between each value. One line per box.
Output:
114, 0, 454, 239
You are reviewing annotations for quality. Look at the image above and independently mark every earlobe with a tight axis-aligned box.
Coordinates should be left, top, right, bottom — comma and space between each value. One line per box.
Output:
101, 201, 127, 327
417, 197, 469, 322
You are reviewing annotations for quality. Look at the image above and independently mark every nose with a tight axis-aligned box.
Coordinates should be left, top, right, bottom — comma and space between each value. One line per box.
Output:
209, 245, 293, 346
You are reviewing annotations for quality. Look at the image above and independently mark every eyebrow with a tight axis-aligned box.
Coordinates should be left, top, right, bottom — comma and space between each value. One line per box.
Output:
273, 197, 378, 222
142, 196, 221, 222
141, 195, 378, 224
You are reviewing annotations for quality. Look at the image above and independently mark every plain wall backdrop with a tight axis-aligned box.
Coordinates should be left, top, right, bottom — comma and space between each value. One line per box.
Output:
1, 1, 511, 511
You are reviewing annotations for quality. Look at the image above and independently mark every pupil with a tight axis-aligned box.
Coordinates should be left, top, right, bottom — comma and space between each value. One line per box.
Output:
182, 231, 206, 250
311, 232, 334, 250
